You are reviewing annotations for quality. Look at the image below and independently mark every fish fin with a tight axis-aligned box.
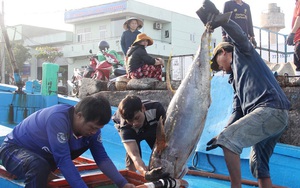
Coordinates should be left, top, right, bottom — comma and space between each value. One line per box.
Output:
155, 116, 167, 155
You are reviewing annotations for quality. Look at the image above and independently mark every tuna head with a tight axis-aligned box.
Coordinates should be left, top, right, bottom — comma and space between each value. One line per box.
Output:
148, 117, 188, 179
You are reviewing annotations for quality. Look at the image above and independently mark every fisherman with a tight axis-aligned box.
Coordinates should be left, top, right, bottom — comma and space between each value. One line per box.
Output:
196, 1, 291, 188
112, 95, 169, 180
0, 95, 135, 188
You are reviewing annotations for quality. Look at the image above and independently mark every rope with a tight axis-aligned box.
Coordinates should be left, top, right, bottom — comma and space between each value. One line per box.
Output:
165, 49, 176, 94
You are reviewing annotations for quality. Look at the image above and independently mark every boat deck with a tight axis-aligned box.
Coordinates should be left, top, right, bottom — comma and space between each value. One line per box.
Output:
0, 122, 261, 188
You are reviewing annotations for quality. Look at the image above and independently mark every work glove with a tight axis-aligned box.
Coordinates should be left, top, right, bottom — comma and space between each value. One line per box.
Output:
196, 0, 220, 26
145, 167, 170, 181
206, 137, 219, 151
250, 37, 257, 48
202, 0, 220, 15
286, 33, 295, 46
196, 0, 232, 32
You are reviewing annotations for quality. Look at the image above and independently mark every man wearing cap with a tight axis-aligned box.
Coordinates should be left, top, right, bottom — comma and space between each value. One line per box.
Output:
127, 33, 164, 81
196, 1, 290, 188
121, 17, 143, 55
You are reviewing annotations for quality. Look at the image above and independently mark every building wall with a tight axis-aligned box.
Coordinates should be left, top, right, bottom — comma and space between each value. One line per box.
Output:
3, 0, 222, 88
63, 0, 222, 81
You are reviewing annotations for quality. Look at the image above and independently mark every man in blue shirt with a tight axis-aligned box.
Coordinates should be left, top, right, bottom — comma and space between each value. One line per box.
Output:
197, 1, 290, 187
0, 95, 135, 188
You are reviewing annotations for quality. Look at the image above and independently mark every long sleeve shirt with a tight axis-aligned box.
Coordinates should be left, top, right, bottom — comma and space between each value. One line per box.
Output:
121, 29, 140, 55
4, 104, 128, 188
126, 44, 156, 73
222, 1, 254, 38
221, 20, 291, 125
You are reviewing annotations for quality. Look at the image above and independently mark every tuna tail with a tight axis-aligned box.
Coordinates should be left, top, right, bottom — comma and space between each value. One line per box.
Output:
155, 117, 167, 155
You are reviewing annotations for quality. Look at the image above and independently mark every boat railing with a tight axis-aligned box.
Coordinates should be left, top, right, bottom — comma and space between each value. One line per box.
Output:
253, 26, 294, 64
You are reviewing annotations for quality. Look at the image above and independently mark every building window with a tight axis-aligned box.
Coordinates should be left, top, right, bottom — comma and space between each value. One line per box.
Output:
111, 18, 127, 37
165, 30, 169, 38
76, 27, 91, 42
99, 25, 106, 40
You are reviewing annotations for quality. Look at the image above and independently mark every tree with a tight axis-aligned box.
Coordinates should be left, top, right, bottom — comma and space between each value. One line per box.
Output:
35, 46, 63, 63
3, 41, 32, 74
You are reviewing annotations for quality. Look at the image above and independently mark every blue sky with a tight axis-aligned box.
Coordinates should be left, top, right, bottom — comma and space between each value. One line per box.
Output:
0, 0, 294, 34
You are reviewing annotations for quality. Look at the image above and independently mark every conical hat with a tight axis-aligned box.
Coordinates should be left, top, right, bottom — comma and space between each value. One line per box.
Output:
123, 17, 143, 30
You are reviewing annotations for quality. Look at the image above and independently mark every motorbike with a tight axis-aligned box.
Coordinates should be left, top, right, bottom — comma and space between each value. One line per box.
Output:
67, 67, 84, 97
84, 49, 119, 81
68, 50, 126, 97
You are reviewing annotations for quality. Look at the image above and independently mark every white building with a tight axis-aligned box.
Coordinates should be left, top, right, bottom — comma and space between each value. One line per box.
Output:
2, 0, 295, 88
63, 0, 221, 80
1, 0, 230, 87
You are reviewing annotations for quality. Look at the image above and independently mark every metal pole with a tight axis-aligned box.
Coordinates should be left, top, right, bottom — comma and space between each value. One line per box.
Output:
0, 1, 24, 92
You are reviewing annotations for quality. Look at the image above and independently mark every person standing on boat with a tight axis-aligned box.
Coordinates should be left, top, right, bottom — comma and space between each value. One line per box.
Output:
286, 0, 300, 71
196, 1, 290, 188
112, 95, 169, 180
0, 95, 135, 188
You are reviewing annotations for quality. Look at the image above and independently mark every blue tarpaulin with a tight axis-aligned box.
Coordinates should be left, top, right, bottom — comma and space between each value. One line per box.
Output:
196, 74, 251, 159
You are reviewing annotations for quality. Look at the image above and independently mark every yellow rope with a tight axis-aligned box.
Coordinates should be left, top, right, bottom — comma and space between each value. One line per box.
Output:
208, 31, 214, 74
166, 50, 176, 94
206, 30, 215, 79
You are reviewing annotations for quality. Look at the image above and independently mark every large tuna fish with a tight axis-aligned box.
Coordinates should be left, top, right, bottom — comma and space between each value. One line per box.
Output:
148, 30, 212, 179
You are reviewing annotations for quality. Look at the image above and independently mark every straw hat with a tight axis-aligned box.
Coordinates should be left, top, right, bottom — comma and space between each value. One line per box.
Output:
132, 33, 153, 46
123, 17, 143, 30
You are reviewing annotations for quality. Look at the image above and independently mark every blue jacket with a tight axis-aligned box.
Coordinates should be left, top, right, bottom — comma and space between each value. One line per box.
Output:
222, 20, 291, 125
120, 29, 140, 55
3, 104, 127, 188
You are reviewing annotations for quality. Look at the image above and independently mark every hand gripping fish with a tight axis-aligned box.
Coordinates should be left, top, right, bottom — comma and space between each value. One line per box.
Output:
147, 30, 212, 182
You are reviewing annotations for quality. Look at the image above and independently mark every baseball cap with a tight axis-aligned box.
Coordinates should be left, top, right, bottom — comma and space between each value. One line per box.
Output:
211, 42, 233, 71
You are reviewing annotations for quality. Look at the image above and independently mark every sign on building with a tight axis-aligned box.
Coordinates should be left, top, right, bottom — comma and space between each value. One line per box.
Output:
171, 55, 194, 81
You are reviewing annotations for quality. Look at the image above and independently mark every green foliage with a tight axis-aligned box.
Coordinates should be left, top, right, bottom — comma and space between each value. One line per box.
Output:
13, 42, 32, 66
35, 46, 63, 63
4, 42, 32, 73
